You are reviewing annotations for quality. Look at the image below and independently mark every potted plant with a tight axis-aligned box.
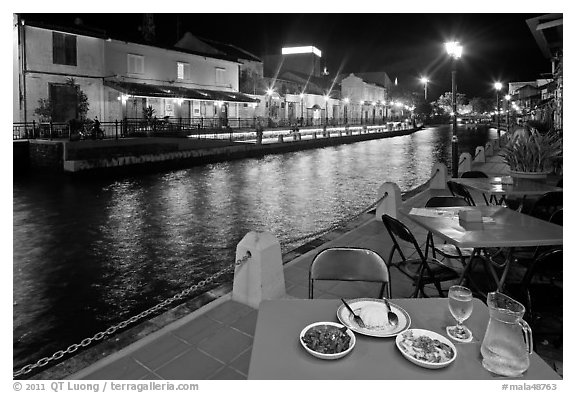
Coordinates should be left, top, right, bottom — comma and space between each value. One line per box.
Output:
500, 127, 562, 180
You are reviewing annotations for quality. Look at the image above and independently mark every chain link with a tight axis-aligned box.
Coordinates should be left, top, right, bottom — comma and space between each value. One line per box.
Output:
459, 156, 467, 165
13, 253, 251, 379
284, 192, 389, 246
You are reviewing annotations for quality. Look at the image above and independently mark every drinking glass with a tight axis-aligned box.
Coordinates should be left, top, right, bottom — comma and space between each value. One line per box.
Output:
447, 285, 473, 342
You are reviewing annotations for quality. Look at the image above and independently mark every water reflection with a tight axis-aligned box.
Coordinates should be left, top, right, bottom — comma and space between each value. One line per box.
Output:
13, 125, 495, 368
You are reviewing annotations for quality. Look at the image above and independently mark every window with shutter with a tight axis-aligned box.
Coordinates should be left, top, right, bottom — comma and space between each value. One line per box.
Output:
53, 32, 76, 65
215, 67, 226, 85
128, 54, 144, 74
177, 62, 190, 80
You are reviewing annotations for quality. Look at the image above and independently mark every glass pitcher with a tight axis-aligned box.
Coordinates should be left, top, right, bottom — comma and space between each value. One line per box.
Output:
481, 292, 533, 377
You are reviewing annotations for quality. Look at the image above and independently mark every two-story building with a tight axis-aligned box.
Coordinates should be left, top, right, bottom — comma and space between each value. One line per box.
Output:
14, 16, 258, 128
340, 73, 388, 123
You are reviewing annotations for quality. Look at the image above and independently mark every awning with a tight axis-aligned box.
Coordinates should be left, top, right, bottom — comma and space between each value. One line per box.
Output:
104, 80, 259, 103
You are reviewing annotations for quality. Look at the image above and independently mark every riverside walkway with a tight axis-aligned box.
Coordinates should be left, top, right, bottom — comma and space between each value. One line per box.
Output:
29, 153, 562, 380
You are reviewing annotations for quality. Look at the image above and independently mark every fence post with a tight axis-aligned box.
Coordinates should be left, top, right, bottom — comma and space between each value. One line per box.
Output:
375, 182, 402, 219
232, 231, 286, 308
473, 146, 485, 163
458, 153, 472, 174
32, 120, 36, 139
485, 142, 493, 156
49, 121, 53, 140
115, 120, 118, 140
123, 117, 127, 137
430, 163, 448, 190
451, 135, 458, 178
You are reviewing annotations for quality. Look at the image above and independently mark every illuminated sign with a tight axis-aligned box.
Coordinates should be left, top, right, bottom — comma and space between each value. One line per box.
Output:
281, 46, 322, 57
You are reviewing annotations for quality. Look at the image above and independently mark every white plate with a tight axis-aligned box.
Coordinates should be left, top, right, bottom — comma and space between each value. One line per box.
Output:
299, 321, 356, 360
395, 328, 457, 369
336, 298, 411, 337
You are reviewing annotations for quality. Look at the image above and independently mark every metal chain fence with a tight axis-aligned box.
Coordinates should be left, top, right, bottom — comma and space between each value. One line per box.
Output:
13, 253, 252, 378
284, 192, 389, 246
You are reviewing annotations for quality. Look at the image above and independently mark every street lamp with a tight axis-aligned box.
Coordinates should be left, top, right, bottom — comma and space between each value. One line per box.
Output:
504, 94, 511, 135
445, 41, 462, 178
420, 77, 429, 101
324, 94, 329, 126
299, 92, 305, 126
494, 82, 503, 143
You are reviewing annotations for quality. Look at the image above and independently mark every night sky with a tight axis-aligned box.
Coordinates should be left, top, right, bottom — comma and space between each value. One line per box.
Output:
21, 12, 555, 100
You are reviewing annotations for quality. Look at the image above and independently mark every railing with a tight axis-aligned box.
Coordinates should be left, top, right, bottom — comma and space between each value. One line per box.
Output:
14, 117, 414, 141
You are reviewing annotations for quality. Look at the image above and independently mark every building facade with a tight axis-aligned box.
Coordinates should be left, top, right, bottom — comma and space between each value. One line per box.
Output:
14, 17, 258, 127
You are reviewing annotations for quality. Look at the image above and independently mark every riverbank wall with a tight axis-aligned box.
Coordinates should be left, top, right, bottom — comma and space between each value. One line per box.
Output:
17, 126, 422, 175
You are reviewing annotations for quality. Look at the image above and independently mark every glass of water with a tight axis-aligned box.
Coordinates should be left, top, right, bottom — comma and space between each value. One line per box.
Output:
447, 285, 474, 342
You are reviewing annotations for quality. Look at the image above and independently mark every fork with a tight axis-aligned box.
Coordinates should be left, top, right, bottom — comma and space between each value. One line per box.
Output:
341, 298, 366, 328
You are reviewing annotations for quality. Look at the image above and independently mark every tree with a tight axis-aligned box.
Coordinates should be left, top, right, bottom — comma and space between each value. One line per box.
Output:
66, 78, 89, 119
469, 97, 493, 114
433, 92, 467, 114
35, 78, 90, 122
34, 98, 53, 122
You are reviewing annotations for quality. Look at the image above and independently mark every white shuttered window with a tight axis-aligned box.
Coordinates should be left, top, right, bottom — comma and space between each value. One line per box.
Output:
177, 62, 190, 80
127, 54, 144, 74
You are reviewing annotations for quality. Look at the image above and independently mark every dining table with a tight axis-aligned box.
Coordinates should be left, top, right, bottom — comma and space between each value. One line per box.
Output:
451, 176, 562, 206
400, 206, 563, 291
248, 298, 560, 380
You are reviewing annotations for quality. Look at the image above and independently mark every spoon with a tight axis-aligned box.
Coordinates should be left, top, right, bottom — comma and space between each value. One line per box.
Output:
383, 298, 399, 327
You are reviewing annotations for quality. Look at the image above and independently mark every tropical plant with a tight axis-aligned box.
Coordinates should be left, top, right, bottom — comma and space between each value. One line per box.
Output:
501, 128, 563, 173
66, 78, 89, 119
34, 98, 53, 121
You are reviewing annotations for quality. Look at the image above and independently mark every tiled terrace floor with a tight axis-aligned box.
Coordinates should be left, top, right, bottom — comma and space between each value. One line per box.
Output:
64, 154, 562, 380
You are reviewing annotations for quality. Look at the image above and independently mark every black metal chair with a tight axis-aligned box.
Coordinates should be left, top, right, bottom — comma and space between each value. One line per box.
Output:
460, 170, 488, 178
424, 196, 472, 265
308, 247, 390, 299
447, 180, 478, 206
506, 248, 562, 347
460, 171, 500, 205
526, 191, 563, 222
382, 214, 460, 298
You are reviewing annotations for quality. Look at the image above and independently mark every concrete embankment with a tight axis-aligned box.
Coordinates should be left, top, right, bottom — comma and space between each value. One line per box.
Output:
16, 126, 422, 175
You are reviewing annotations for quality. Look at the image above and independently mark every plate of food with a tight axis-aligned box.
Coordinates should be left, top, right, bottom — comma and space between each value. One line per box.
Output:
395, 329, 457, 369
336, 298, 411, 337
299, 322, 356, 360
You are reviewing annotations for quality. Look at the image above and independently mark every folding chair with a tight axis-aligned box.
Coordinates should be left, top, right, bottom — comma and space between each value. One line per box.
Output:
382, 214, 460, 298
308, 247, 390, 299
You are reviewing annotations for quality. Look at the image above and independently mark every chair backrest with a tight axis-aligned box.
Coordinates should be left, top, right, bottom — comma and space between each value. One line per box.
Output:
425, 196, 471, 208
381, 214, 425, 261
309, 247, 390, 299
460, 171, 488, 178
528, 191, 563, 221
446, 181, 476, 206
549, 208, 562, 226
521, 248, 563, 290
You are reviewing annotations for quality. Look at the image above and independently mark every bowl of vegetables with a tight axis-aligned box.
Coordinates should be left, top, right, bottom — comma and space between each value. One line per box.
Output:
299, 321, 356, 360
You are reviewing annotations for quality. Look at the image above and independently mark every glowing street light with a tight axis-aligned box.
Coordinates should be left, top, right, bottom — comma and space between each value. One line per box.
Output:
494, 82, 503, 142
445, 40, 462, 178
266, 88, 274, 122
505, 94, 511, 133
420, 77, 429, 101
324, 94, 330, 125
299, 92, 305, 126
343, 97, 350, 123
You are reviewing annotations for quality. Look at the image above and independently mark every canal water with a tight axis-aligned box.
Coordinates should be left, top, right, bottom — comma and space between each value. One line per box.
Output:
13, 125, 496, 369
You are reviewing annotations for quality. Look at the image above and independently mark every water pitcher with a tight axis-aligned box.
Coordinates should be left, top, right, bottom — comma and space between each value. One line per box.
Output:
481, 292, 533, 377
